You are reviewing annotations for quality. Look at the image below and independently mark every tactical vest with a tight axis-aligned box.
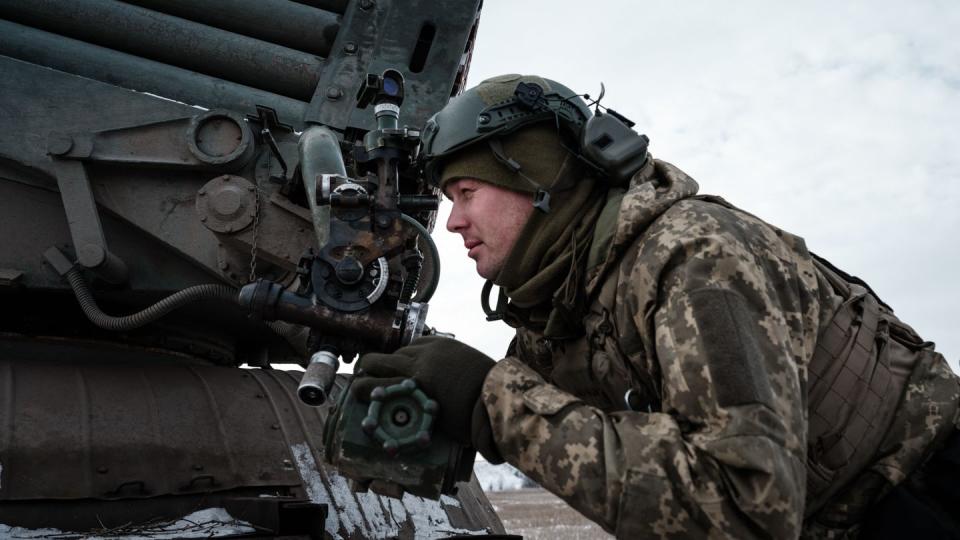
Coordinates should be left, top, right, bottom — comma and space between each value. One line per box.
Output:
511, 197, 936, 521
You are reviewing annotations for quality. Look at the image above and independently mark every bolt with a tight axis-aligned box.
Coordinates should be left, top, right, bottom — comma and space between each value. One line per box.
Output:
198, 188, 206, 195
343, 42, 358, 54
326, 86, 343, 100
247, 185, 255, 192
47, 133, 74, 156
200, 216, 207, 222
392, 408, 410, 427
478, 114, 490, 125
271, 424, 280, 430
97, 466, 109, 474
282, 459, 293, 469
193, 464, 204, 472
376, 215, 392, 229
219, 261, 229, 270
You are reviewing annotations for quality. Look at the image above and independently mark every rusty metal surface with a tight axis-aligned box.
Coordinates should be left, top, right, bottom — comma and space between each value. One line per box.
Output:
0, 343, 504, 537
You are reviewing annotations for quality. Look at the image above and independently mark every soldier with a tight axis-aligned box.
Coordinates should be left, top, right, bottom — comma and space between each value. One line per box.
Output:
354, 75, 960, 538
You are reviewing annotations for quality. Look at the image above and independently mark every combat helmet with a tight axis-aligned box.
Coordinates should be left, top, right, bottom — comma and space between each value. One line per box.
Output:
420, 74, 592, 189
420, 74, 650, 193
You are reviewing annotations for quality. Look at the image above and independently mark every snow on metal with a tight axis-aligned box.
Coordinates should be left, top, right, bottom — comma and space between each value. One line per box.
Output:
0, 508, 255, 539
289, 442, 482, 539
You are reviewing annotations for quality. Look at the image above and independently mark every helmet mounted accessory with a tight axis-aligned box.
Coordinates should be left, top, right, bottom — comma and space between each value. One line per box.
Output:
421, 74, 651, 210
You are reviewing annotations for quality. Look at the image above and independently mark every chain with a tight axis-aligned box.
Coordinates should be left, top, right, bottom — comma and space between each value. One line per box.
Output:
249, 178, 261, 282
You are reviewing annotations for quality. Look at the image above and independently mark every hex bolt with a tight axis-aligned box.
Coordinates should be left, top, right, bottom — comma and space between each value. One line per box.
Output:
327, 87, 343, 100
478, 114, 491, 125
343, 42, 358, 54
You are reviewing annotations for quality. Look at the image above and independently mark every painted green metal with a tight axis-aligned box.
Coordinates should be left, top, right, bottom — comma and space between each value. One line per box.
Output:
0, 0, 493, 536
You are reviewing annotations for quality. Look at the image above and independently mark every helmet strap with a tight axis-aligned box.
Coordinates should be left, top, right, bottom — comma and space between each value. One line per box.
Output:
487, 138, 552, 214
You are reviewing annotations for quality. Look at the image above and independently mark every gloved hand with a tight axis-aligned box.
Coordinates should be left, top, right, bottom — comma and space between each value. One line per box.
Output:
353, 336, 503, 463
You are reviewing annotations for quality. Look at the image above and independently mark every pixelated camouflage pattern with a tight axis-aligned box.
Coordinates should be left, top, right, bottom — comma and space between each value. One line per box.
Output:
482, 158, 960, 538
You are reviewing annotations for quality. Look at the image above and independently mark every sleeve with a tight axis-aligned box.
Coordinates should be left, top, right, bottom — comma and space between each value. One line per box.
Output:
481, 210, 811, 538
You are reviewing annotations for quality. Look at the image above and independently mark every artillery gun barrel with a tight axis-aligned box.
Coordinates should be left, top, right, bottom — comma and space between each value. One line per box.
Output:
121, 0, 340, 58
0, 0, 326, 100
0, 20, 306, 125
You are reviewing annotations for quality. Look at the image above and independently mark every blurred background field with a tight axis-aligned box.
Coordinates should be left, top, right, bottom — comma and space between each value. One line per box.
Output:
476, 460, 611, 539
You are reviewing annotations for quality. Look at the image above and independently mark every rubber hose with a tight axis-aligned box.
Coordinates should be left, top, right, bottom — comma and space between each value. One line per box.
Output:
399, 213, 440, 303
66, 268, 238, 332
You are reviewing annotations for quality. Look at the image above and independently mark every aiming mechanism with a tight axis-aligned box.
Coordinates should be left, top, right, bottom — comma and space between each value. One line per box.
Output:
239, 69, 473, 499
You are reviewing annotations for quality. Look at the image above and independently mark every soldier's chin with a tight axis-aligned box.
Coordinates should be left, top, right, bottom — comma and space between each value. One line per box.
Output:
475, 259, 501, 281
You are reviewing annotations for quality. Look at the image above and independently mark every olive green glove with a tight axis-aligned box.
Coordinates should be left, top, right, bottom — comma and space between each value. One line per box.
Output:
353, 336, 503, 463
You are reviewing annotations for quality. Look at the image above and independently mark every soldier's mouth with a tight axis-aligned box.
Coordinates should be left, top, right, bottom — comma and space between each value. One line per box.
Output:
464, 239, 482, 258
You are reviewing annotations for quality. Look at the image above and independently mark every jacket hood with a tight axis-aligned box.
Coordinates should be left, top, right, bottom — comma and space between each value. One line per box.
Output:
584, 157, 700, 294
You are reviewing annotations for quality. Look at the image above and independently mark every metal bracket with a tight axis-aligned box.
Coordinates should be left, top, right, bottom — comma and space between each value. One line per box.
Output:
44, 110, 257, 284
47, 134, 128, 284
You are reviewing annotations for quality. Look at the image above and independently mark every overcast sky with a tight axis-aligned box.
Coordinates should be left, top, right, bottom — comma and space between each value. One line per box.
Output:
426, 0, 960, 373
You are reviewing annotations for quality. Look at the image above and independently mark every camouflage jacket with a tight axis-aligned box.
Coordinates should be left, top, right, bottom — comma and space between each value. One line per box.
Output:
480, 158, 960, 538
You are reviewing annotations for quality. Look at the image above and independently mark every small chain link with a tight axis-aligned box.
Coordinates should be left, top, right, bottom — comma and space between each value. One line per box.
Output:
249, 178, 261, 282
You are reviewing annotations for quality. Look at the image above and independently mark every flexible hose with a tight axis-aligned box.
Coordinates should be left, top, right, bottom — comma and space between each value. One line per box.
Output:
65, 268, 238, 332
399, 213, 440, 303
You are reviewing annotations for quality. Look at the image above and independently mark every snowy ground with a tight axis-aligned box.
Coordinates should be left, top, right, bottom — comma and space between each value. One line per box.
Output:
0, 508, 255, 539
473, 459, 537, 491
475, 460, 611, 539
486, 489, 611, 540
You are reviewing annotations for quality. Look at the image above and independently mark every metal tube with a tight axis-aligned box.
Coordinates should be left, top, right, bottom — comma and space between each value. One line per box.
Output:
238, 280, 398, 350
298, 350, 340, 406
0, 0, 323, 100
0, 20, 306, 127
121, 0, 340, 58
291, 0, 349, 14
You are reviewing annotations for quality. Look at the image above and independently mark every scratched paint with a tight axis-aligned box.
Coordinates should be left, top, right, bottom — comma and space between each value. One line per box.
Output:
289, 442, 486, 539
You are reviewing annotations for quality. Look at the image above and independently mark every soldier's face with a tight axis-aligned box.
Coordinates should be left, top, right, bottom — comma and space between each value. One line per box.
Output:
445, 178, 534, 280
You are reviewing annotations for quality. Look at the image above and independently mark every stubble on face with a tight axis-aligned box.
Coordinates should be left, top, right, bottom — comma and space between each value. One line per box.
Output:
445, 179, 534, 280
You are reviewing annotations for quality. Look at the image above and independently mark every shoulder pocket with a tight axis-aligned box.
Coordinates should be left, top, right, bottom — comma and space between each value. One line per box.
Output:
522, 384, 582, 416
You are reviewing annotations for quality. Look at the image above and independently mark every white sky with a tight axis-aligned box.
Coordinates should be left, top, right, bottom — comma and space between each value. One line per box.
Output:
427, 0, 960, 373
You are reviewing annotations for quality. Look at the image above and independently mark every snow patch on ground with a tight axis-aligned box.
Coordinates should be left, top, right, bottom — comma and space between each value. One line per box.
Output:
474, 459, 538, 491
0, 508, 254, 539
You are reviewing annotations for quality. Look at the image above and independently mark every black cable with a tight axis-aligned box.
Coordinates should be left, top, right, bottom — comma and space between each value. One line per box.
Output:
65, 268, 238, 331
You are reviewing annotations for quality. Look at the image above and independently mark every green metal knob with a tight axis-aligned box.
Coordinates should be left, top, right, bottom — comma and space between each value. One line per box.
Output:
362, 378, 438, 457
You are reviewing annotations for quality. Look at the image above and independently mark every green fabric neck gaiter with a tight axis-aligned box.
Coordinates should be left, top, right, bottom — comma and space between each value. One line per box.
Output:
494, 169, 607, 337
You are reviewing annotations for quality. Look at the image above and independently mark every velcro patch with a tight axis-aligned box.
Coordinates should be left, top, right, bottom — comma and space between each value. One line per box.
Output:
522, 384, 582, 416
688, 288, 775, 408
